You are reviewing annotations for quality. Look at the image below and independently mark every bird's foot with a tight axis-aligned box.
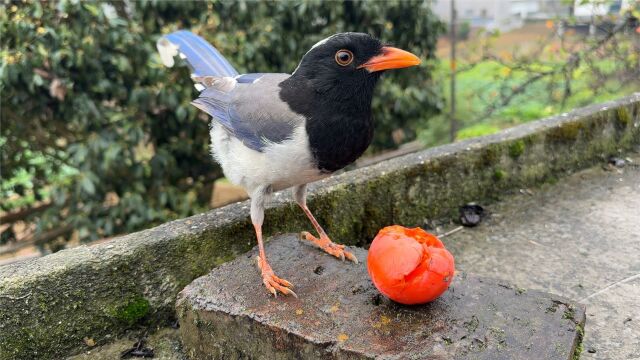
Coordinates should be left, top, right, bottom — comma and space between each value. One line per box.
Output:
256, 256, 297, 298
300, 231, 359, 263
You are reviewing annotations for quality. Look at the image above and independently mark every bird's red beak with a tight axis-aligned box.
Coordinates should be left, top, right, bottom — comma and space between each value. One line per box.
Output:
358, 46, 421, 72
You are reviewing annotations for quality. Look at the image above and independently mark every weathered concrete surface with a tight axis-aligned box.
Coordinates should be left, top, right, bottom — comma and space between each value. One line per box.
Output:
446, 154, 640, 359
67, 327, 185, 360
177, 235, 585, 360
1, 95, 638, 359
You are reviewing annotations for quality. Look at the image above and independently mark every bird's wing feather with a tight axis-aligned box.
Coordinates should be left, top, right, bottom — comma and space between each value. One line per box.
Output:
236, 73, 266, 83
157, 31, 300, 151
192, 74, 303, 152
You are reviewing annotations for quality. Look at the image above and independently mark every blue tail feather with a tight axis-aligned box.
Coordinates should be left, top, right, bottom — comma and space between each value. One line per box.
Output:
158, 30, 238, 78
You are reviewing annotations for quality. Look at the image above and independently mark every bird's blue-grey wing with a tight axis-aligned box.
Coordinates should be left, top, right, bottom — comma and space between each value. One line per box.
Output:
192, 74, 302, 152
157, 31, 300, 151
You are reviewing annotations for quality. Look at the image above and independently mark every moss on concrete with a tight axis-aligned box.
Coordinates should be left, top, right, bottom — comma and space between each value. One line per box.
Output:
0, 94, 638, 359
572, 323, 585, 360
493, 168, 508, 181
547, 120, 584, 143
616, 107, 631, 129
478, 143, 503, 167
112, 296, 150, 326
508, 139, 526, 158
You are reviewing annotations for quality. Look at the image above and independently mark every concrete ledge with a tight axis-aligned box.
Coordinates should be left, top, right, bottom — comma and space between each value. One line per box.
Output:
1, 94, 638, 359
177, 234, 586, 360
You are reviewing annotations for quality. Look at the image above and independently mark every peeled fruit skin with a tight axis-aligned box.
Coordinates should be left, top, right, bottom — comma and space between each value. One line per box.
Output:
367, 226, 455, 305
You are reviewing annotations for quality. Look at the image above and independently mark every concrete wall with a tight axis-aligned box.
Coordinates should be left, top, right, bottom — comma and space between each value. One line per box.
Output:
1, 94, 638, 359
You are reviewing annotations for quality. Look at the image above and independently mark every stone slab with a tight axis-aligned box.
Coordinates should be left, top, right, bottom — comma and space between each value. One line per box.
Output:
176, 234, 585, 360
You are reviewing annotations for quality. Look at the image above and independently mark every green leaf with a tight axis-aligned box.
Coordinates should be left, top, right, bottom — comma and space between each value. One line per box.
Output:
82, 3, 100, 17
176, 106, 187, 121
80, 175, 95, 195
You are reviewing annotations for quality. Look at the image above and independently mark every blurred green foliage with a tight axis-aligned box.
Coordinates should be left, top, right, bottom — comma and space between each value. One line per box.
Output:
421, 50, 639, 146
1, 1, 443, 248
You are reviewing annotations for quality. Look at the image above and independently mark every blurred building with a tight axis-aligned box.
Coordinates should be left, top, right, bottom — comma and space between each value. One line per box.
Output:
429, 0, 628, 31
573, 0, 632, 21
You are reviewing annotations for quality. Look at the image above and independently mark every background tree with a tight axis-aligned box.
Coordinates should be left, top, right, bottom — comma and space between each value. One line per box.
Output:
421, 1, 639, 145
1, 1, 444, 253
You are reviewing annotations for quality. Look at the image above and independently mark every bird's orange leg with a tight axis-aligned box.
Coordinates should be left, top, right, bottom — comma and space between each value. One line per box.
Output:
254, 224, 296, 297
251, 187, 295, 297
294, 185, 358, 263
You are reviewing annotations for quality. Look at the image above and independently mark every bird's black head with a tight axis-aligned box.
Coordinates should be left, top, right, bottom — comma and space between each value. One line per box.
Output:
290, 32, 420, 103
280, 33, 421, 173
292, 33, 383, 98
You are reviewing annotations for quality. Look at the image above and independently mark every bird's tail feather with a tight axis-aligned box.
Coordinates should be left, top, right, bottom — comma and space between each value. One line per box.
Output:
157, 30, 238, 78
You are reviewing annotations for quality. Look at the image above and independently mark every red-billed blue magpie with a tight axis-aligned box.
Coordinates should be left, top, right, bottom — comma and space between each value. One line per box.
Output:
158, 31, 420, 297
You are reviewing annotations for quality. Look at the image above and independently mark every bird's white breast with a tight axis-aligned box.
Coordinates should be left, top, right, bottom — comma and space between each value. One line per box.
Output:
209, 122, 327, 194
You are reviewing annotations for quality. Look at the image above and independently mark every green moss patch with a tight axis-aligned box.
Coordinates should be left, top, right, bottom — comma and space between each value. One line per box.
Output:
112, 296, 150, 327
547, 121, 584, 143
508, 139, 526, 158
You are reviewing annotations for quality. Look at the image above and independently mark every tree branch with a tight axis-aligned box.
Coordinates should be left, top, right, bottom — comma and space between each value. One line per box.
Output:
0, 203, 53, 225
468, 16, 634, 123
0, 224, 73, 255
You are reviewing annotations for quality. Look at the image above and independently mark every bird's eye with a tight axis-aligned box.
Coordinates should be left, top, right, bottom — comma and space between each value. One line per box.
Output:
335, 49, 354, 66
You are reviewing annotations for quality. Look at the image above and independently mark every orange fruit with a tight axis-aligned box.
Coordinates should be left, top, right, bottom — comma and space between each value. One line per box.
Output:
367, 226, 455, 305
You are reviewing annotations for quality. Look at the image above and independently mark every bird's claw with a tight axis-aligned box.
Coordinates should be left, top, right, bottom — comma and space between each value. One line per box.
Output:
256, 256, 297, 298
300, 231, 359, 264
344, 251, 359, 264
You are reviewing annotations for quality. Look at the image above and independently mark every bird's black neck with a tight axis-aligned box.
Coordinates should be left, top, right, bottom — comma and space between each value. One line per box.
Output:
279, 74, 379, 172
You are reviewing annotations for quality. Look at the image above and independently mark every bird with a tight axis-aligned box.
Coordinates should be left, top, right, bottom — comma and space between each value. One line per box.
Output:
157, 30, 421, 297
